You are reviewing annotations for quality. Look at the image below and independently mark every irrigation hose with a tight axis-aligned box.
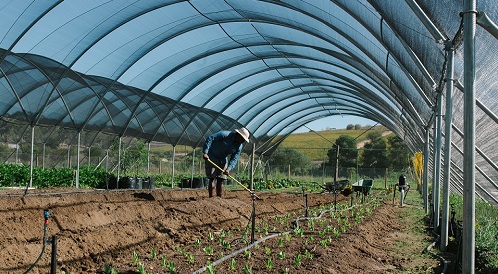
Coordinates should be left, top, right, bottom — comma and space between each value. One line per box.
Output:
425, 231, 448, 274
24, 211, 50, 274
206, 158, 261, 200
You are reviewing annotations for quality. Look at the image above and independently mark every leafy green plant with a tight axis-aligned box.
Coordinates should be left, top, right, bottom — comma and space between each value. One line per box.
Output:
229, 258, 237, 271
187, 253, 195, 264
242, 264, 252, 274
244, 250, 251, 259
194, 239, 201, 246
203, 245, 214, 256
103, 265, 118, 274
277, 251, 285, 260
294, 253, 302, 266
278, 238, 284, 248
132, 251, 140, 266
265, 258, 273, 270
206, 262, 215, 274
137, 263, 147, 274
165, 261, 177, 274
265, 247, 272, 255
150, 248, 156, 260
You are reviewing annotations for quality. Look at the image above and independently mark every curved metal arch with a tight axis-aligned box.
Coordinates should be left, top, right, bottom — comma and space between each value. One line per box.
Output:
1, 52, 78, 128
0, 66, 31, 122
249, 92, 398, 140
0, 0, 63, 64
157, 48, 402, 134
180, 69, 396, 148
253, 0, 435, 107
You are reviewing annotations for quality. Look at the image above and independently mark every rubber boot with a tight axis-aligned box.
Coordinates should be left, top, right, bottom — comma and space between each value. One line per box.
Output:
208, 179, 215, 198
216, 179, 223, 197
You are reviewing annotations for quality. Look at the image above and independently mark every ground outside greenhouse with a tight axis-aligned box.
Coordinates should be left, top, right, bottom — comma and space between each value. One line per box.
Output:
0, 187, 443, 274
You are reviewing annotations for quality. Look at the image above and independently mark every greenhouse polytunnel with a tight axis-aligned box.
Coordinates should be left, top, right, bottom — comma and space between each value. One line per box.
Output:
1, 0, 498, 272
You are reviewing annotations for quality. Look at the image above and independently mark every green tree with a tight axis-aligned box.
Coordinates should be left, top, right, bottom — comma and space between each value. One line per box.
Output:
327, 135, 358, 168
346, 124, 354, 130
361, 137, 388, 168
268, 147, 311, 173
387, 135, 410, 170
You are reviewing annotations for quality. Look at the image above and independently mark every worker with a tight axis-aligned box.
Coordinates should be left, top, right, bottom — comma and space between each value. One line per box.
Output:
202, 127, 250, 197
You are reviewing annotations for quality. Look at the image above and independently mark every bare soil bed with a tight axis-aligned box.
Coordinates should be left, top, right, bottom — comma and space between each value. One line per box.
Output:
0, 187, 440, 273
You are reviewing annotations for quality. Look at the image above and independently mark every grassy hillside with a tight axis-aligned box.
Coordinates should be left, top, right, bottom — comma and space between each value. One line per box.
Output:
279, 126, 388, 161
149, 126, 390, 162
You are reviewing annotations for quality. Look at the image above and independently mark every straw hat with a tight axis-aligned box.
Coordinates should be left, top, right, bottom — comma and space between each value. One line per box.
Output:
234, 127, 250, 143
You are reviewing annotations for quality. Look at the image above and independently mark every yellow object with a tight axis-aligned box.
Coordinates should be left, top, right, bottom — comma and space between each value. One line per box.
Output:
413, 152, 423, 187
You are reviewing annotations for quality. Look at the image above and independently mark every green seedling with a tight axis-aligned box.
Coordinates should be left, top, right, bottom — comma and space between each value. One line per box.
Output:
103, 265, 118, 274
242, 264, 253, 274
132, 251, 140, 266
277, 251, 285, 260
206, 262, 215, 274
187, 253, 195, 264
265, 258, 273, 270
294, 253, 302, 266
166, 261, 177, 274
278, 238, 284, 247
203, 245, 214, 256
283, 267, 290, 274
265, 247, 272, 255
305, 249, 314, 259
229, 258, 237, 270
285, 233, 292, 242
138, 263, 147, 274
320, 239, 328, 248
194, 239, 201, 246
208, 232, 215, 241
244, 250, 251, 259
150, 248, 157, 260
160, 255, 166, 267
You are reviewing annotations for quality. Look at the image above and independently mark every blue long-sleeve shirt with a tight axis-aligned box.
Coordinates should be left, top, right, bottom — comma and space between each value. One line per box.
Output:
203, 131, 243, 171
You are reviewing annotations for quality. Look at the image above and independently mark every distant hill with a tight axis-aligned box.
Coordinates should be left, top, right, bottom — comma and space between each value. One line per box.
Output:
279, 126, 390, 161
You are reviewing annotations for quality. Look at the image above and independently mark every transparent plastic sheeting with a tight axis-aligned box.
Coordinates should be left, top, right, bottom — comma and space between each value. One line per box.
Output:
1, 0, 498, 204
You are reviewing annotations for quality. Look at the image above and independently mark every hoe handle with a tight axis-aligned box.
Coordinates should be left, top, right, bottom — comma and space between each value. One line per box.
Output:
206, 158, 261, 199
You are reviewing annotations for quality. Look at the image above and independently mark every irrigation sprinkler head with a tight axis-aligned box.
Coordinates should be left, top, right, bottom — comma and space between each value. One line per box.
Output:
44, 209, 50, 224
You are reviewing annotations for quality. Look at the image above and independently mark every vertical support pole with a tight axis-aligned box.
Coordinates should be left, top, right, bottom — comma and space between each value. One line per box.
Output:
433, 90, 443, 232
322, 151, 326, 182
50, 235, 58, 274
305, 193, 309, 217
423, 127, 430, 214
250, 143, 255, 191
171, 146, 176, 188
67, 145, 71, 168
250, 193, 256, 244
105, 149, 109, 172
76, 131, 80, 189
356, 149, 359, 183
117, 137, 122, 188
462, 1, 476, 272
42, 143, 46, 169
88, 146, 91, 168
441, 41, 455, 251
16, 142, 19, 164
29, 126, 35, 188
191, 147, 195, 188
147, 142, 151, 177
334, 145, 340, 182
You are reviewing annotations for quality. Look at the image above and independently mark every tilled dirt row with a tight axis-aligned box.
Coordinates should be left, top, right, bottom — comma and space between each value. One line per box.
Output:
0, 188, 335, 273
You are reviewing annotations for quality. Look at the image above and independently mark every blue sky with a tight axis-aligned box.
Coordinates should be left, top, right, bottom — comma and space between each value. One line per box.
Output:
293, 115, 376, 133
